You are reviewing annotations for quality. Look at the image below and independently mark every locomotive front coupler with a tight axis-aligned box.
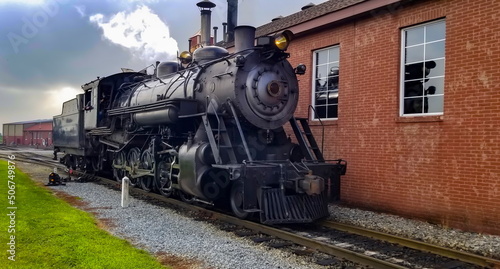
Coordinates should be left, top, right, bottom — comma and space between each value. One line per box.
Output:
296, 171, 325, 196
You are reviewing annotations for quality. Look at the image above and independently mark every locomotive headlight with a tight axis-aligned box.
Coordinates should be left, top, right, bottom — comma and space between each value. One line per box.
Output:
274, 30, 293, 51
274, 34, 289, 50
256, 30, 294, 51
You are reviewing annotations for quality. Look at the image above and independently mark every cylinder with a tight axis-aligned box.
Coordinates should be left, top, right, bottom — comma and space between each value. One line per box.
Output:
234, 25, 255, 52
132, 106, 178, 126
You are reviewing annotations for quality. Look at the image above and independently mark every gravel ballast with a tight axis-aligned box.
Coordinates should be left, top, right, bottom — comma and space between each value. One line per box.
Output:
328, 205, 500, 259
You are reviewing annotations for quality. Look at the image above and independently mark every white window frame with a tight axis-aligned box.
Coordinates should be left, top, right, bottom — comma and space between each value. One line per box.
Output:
400, 19, 446, 116
311, 45, 340, 120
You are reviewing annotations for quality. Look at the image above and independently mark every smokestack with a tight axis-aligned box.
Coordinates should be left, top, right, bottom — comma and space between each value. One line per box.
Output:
196, 0, 216, 47
213, 26, 218, 44
222, 22, 227, 43
234, 25, 255, 52
226, 0, 238, 43
301, 3, 316, 10
272, 16, 283, 22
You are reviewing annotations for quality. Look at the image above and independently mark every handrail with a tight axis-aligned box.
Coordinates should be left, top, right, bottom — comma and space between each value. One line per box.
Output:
227, 100, 253, 162
307, 105, 325, 154
207, 99, 222, 152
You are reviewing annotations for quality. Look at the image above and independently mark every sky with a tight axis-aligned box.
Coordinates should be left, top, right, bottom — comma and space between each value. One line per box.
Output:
0, 0, 326, 128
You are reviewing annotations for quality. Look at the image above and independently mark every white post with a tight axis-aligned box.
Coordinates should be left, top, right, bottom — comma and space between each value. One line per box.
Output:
121, 176, 130, 207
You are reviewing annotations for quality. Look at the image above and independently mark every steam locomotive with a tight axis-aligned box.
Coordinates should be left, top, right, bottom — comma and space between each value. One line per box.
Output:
53, 26, 346, 224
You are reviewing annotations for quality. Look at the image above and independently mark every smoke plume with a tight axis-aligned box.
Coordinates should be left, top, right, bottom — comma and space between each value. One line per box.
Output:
90, 5, 178, 62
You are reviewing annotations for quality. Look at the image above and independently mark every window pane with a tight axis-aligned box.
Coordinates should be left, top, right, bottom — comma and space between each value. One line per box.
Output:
426, 95, 444, 113
405, 27, 424, 46
327, 104, 338, 118
405, 62, 425, 80
316, 50, 328, 65
314, 105, 327, 119
425, 40, 445, 60
327, 76, 339, 91
404, 81, 424, 97
405, 45, 424, 63
327, 64, 339, 76
316, 65, 328, 79
426, 21, 446, 42
324, 90, 338, 105
427, 59, 445, 77
404, 97, 423, 114
329, 47, 340, 62
315, 78, 327, 96
327, 65, 339, 90
424, 77, 444, 95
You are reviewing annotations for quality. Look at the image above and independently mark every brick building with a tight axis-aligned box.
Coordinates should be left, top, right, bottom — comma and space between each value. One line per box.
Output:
2, 123, 23, 146
3, 120, 53, 147
255, 0, 500, 234
23, 121, 53, 147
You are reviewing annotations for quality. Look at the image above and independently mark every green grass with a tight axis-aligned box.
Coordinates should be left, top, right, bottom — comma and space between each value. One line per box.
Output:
0, 160, 169, 269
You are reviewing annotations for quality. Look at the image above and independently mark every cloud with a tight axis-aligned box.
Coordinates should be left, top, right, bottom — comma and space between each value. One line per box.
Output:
89, 5, 178, 62
74, 5, 85, 17
0, 0, 45, 5
45, 86, 81, 113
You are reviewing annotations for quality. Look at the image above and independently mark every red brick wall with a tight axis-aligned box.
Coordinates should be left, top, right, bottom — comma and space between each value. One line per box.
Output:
22, 122, 53, 146
23, 131, 52, 146
3, 136, 23, 146
286, 0, 500, 234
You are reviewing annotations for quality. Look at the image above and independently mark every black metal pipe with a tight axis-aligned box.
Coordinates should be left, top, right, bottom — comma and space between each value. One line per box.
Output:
226, 0, 238, 43
213, 26, 218, 44
222, 22, 227, 42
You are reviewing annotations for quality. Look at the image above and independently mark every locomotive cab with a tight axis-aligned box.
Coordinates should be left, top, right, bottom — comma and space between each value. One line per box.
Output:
82, 81, 98, 130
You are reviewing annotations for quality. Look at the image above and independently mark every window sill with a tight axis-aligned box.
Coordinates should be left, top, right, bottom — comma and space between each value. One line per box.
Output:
310, 118, 338, 126
396, 115, 444, 123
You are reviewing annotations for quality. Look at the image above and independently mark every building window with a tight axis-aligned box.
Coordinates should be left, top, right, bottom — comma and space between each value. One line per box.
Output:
401, 20, 446, 115
312, 46, 339, 119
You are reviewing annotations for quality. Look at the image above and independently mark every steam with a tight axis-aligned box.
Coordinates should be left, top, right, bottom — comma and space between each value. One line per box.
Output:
89, 5, 178, 62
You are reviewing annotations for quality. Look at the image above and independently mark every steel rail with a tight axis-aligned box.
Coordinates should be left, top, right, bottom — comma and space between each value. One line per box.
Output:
320, 220, 500, 268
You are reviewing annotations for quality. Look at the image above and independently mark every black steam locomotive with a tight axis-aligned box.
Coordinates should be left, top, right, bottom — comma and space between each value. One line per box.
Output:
53, 26, 346, 224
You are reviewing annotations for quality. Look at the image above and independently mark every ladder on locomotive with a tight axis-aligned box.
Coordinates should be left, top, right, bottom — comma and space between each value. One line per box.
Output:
202, 104, 237, 165
202, 100, 252, 165
289, 117, 324, 161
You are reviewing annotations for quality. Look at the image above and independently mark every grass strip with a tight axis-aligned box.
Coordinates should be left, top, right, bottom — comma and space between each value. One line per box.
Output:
0, 160, 169, 269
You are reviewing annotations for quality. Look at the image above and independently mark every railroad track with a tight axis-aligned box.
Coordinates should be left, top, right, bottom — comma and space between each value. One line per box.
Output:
0, 146, 61, 168
319, 221, 500, 268
4, 148, 500, 268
